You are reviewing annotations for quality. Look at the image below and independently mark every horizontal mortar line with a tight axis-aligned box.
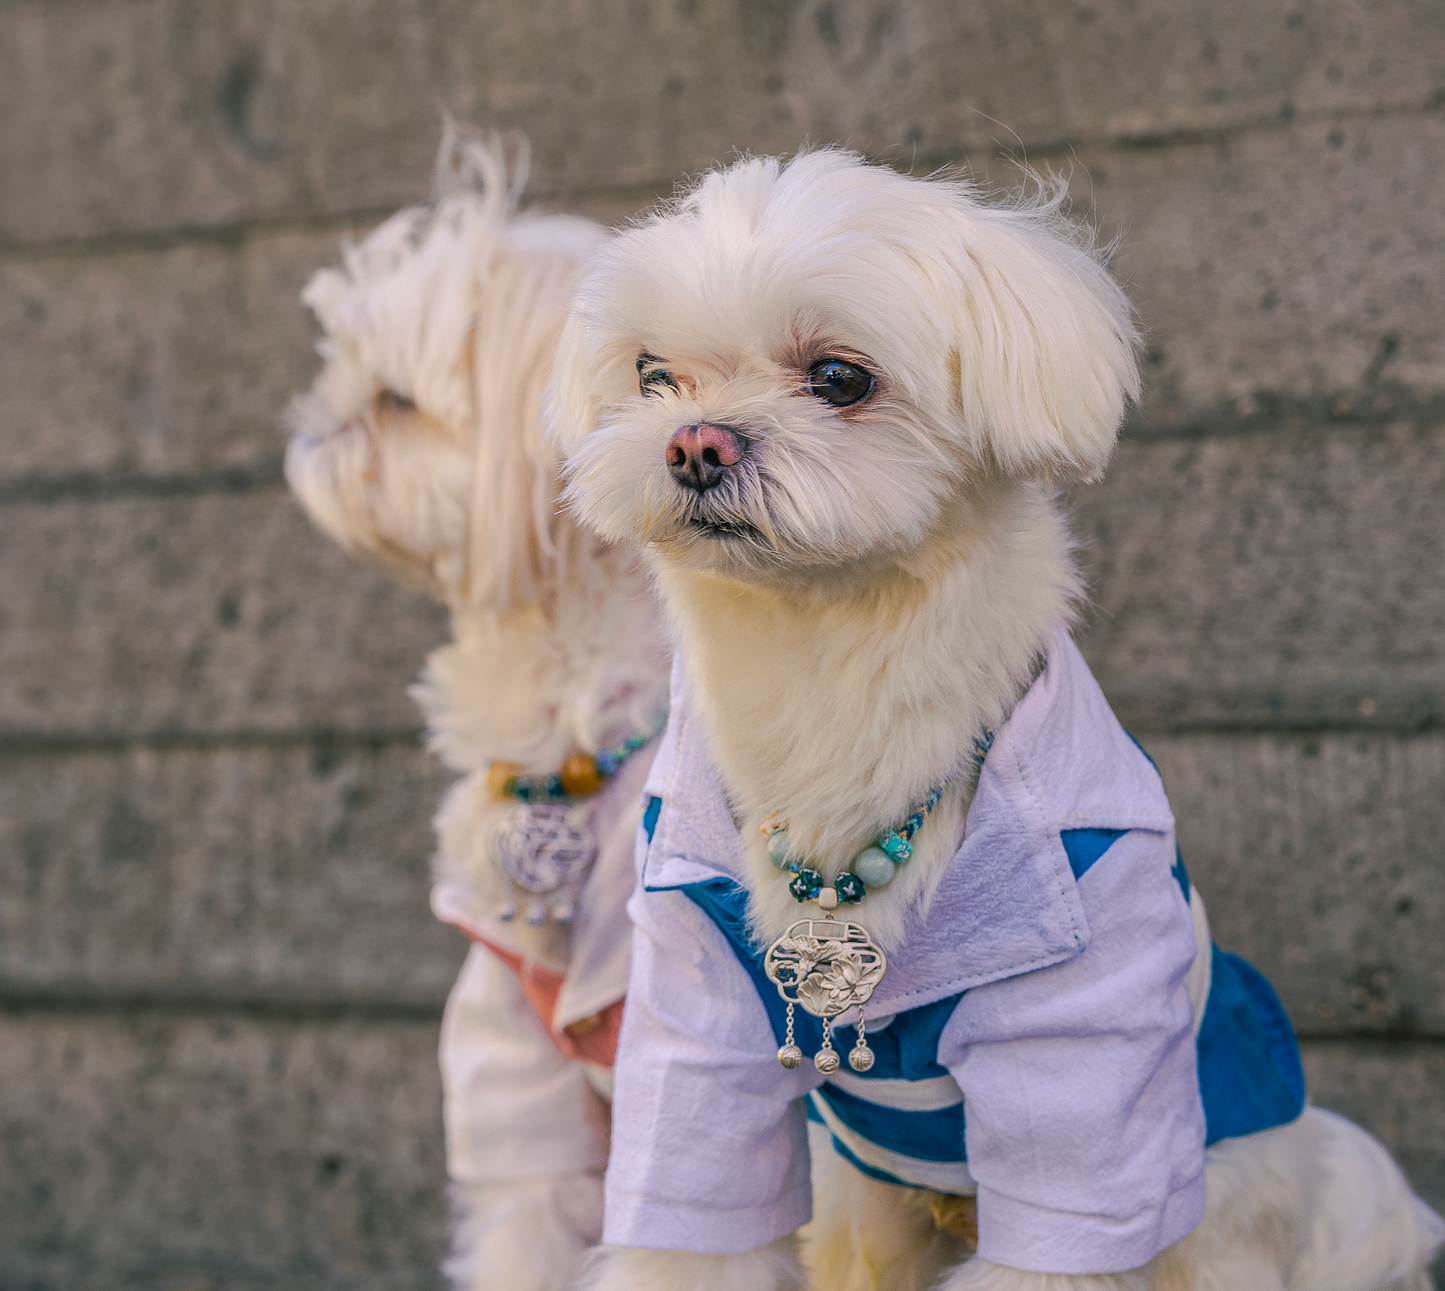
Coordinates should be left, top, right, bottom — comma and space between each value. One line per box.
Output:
1113, 718, 1445, 738
1295, 1030, 1445, 1047
0, 95, 1438, 262
0, 177, 673, 262
1119, 392, 1445, 444
0, 989, 1440, 1043
0, 986, 446, 1023
0, 200, 416, 262
910, 92, 1443, 168
3, 390, 1441, 508
0, 727, 428, 757
0, 463, 287, 506
0, 720, 1440, 759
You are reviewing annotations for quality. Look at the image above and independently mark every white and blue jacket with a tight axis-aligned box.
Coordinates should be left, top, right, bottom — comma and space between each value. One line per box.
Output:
603, 630, 1304, 1275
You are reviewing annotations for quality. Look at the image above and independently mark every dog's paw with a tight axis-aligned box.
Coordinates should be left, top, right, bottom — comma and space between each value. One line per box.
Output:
573, 1236, 806, 1291
444, 1173, 603, 1291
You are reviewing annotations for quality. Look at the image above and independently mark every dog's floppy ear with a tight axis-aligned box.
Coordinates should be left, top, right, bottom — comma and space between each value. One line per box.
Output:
542, 306, 601, 455
939, 179, 1141, 482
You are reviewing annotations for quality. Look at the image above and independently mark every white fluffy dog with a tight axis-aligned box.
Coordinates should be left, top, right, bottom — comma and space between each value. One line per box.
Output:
284, 127, 669, 1291
547, 151, 1444, 1291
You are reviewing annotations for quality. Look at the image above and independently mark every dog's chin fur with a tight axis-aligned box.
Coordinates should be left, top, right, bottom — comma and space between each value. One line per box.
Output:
549, 150, 1443, 1291
284, 128, 669, 1291
658, 473, 1076, 953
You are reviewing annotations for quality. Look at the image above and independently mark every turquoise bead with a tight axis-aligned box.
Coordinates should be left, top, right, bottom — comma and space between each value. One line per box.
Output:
767, 828, 793, 869
853, 846, 895, 888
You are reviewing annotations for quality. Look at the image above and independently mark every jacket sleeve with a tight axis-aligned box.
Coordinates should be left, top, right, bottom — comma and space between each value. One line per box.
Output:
938, 828, 1207, 1275
601, 880, 820, 1253
440, 944, 610, 1183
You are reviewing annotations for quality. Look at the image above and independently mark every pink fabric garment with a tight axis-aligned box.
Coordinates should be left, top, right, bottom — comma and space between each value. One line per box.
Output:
451, 928, 625, 1067
431, 741, 657, 1185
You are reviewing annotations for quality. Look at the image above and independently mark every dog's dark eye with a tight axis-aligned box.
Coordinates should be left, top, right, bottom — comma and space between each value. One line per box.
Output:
376, 388, 417, 414
807, 359, 874, 408
637, 352, 679, 397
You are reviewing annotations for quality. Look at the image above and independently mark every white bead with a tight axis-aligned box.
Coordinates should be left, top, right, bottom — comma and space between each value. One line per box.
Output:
495, 901, 518, 922
525, 899, 548, 926
853, 846, 895, 888
551, 900, 575, 924
818, 887, 839, 910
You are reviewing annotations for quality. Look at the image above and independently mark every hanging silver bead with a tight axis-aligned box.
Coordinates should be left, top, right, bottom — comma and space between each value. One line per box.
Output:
495, 900, 518, 922
814, 1018, 840, 1073
777, 1001, 803, 1070
849, 1012, 875, 1071
525, 899, 548, 926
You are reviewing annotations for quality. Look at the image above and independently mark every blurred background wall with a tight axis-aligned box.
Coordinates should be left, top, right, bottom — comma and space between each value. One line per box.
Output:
1, 2, 1442, 1288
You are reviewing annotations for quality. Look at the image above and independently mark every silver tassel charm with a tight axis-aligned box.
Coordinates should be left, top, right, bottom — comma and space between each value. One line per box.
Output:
764, 917, 887, 1074
777, 1001, 803, 1070
814, 1018, 840, 1074
849, 1012, 875, 1072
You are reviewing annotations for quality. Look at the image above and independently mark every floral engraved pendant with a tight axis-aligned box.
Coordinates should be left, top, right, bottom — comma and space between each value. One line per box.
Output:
764, 919, 887, 1020
491, 804, 597, 925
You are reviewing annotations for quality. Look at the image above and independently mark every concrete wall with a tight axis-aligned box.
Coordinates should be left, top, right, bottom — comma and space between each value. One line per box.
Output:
2, 2, 1441, 1286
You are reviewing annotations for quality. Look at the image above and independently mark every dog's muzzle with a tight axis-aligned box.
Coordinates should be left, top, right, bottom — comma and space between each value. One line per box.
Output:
666, 423, 747, 493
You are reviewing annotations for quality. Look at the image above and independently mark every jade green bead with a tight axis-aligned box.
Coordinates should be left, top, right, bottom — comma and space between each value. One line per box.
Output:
853, 846, 895, 888
766, 828, 793, 868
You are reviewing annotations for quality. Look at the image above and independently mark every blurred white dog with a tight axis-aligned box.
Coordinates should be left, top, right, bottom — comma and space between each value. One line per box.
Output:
284, 126, 669, 1291
548, 151, 1444, 1291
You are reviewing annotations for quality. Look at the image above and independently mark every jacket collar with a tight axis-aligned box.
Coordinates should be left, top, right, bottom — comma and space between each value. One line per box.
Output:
641, 629, 1173, 1011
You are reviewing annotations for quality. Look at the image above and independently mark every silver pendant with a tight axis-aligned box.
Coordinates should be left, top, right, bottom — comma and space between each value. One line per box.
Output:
764, 918, 886, 1072
492, 804, 597, 926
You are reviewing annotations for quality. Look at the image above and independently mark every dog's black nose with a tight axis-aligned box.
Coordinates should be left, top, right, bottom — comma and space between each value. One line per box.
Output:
666, 424, 745, 493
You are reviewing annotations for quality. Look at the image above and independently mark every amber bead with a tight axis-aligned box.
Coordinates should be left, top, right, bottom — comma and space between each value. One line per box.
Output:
559, 752, 605, 798
564, 1012, 604, 1038
487, 761, 522, 800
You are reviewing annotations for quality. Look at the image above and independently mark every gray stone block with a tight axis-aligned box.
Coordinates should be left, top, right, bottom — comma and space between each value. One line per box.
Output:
1076, 419, 1445, 730
6, 115, 1444, 495
0, 742, 462, 1005
0, 488, 447, 737
1137, 731, 1445, 1037
2, 0, 1440, 246
1302, 1040, 1445, 1227
0, 1011, 447, 1291
3, 420, 1437, 740
1071, 113, 1445, 413
0, 1025, 1435, 1291
1, 229, 345, 484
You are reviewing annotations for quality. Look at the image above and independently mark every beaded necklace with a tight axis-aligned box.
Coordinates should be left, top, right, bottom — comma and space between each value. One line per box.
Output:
761, 727, 994, 1075
487, 714, 669, 804
488, 712, 667, 927
761, 783, 945, 909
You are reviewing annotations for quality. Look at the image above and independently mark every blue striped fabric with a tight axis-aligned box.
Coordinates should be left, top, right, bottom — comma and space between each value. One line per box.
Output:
1196, 948, 1306, 1143
813, 1080, 964, 1162
657, 809, 1140, 1190
647, 794, 1304, 1193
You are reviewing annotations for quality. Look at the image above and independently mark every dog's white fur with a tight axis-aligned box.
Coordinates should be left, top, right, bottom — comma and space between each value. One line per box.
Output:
284, 126, 668, 1291
548, 151, 1443, 1290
